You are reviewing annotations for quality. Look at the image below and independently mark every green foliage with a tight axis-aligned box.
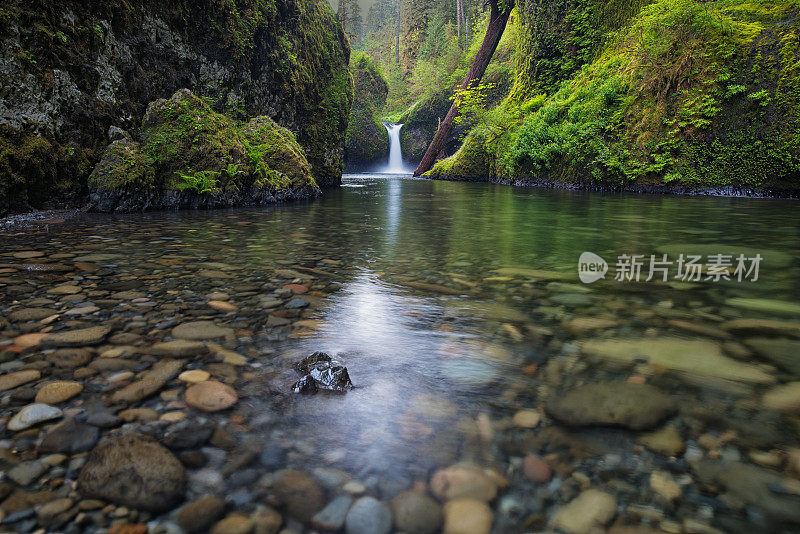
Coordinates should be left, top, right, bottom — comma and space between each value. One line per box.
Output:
175, 170, 220, 194
92, 90, 318, 195
346, 51, 391, 164
432, 0, 800, 192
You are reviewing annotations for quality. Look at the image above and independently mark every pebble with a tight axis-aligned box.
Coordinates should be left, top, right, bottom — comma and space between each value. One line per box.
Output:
272, 469, 325, 521
550, 489, 617, 534
210, 513, 253, 534
8, 403, 63, 431
430, 464, 498, 502
442, 498, 492, 534
110, 377, 166, 403
77, 433, 186, 512
0, 370, 41, 392
185, 380, 238, 412
547, 382, 677, 430
208, 301, 239, 312
650, 470, 681, 500
344, 496, 392, 534
172, 321, 234, 341
312, 495, 353, 531
762, 382, 800, 413
41, 325, 112, 347
179, 369, 211, 383
390, 491, 442, 534
151, 339, 207, 357
637, 426, 685, 457
523, 454, 552, 483
8, 461, 47, 486
35, 381, 83, 403
511, 409, 541, 428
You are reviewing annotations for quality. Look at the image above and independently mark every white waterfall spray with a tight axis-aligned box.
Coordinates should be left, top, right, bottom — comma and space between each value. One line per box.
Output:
383, 123, 408, 173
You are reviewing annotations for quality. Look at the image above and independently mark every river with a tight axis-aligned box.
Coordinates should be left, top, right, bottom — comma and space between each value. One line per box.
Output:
1, 174, 799, 532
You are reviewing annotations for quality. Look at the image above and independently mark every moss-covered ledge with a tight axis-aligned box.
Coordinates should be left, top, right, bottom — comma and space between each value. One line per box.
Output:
88, 89, 320, 212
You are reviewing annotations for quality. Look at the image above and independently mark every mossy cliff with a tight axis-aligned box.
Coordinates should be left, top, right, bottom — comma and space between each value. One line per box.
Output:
345, 53, 390, 169
88, 89, 319, 211
0, 0, 351, 215
429, 0, 800, 195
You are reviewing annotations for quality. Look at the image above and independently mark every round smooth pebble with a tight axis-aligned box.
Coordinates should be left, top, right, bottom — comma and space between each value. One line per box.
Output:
185, 381, 238, 412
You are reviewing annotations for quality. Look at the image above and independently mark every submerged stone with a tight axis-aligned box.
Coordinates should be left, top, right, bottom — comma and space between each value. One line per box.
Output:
581, 337, 774, 384
547, 382, 677, 430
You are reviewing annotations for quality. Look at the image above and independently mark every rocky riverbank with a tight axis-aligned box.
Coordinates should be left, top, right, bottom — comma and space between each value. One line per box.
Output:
1, 207, 800, 533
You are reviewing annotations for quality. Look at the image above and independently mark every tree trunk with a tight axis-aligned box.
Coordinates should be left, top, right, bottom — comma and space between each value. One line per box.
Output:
464, 3, 469, 49
395, 0, 401, 66
413, 0, 512, 176
339, 0, 347, 34
456, 0, 463, 49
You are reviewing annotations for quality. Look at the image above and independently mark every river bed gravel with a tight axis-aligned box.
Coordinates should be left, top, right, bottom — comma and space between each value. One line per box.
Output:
0, 175, 799, 533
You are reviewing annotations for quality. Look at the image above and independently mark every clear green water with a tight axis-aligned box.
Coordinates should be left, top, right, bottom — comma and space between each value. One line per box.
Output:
3, 174, 800, 531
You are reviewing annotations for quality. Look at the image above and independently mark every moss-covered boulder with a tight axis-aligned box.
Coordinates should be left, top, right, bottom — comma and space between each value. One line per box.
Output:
345, 53, 390, 169
432, 0, 800, 194
0, 0, 351, 215
88, 89, 319, 212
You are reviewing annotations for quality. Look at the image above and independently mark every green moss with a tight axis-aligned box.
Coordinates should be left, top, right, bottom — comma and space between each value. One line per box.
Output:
0, 0, 350, 213
0, 127, 93, 215
436, 0, 800, 192
91, 89, 317, 195
345, 52, 390, 165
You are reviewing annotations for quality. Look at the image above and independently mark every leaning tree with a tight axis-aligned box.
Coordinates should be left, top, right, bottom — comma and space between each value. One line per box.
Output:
413, 0, 514, 176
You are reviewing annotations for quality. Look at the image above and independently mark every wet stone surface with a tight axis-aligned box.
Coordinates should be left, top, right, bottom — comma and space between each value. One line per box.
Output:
0, 175, 798, 532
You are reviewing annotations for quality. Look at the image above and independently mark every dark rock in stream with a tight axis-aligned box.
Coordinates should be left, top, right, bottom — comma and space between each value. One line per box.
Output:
292, 352, 354, 393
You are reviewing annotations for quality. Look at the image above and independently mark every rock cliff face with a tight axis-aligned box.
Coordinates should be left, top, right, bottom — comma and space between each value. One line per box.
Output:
0, 0, 352, 215
344, 53, 389, 170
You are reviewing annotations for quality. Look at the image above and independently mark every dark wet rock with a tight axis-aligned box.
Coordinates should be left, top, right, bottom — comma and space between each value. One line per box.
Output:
39, 419, 99, 454
691, 460, 800, 524
162, 421, 215, 450
77, 433, 186, 512
547, 383, 678, 431
292, 352, 353, 393
272, 469, 325, 521
292, 375, 318, 394
345, 496, 392, 534
177, 495, 226, 534
41, 326, 111, 347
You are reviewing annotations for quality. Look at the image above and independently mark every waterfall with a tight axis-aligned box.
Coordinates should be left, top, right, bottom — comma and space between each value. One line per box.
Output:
383, 123, 407, 173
